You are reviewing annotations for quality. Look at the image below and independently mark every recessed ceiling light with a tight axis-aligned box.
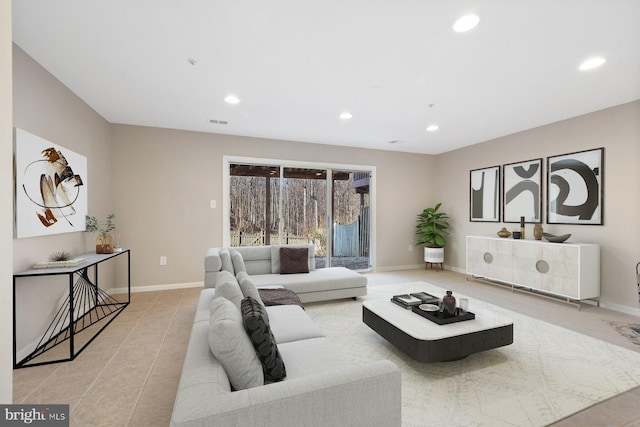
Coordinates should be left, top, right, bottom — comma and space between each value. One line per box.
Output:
224, 95, 240, 104
339, 112, 353, 120
427, 124, 439, 132
453, 14, 480, 32
579, 57, 606, 71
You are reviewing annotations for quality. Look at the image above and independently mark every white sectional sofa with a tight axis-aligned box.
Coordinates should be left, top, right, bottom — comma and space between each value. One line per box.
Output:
204, 244, 367, 302
170, 273, 401, 427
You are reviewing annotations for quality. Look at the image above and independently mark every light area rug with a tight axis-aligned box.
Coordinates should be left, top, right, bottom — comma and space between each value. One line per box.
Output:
304, 282, 640, 427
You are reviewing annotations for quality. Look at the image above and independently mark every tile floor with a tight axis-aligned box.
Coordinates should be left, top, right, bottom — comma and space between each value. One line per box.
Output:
12, 268, 640, 426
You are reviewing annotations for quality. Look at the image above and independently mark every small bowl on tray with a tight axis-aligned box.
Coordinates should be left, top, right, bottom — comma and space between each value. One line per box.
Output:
418, 303, 440, 312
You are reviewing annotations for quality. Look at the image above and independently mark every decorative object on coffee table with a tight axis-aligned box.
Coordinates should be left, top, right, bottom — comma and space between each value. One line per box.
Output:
86, 214, 116, 254
442, 290, 456, 315
412, 305, 476, 324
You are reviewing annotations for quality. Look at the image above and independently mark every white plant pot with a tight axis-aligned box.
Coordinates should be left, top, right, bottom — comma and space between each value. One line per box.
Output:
424, 247, 444, 263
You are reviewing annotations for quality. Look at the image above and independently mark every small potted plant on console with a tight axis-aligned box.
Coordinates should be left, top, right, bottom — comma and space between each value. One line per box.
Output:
86, 214, 116, 254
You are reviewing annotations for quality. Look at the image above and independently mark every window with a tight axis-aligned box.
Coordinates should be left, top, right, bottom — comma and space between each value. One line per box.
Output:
224, 157, 375, 270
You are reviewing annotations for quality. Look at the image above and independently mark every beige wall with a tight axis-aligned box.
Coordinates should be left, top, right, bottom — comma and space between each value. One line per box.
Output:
11, 41, 640, 355
111, 124, 437, 287
12, 45, 114, 354
1, 0, 13, 402
435, 100, 640, 310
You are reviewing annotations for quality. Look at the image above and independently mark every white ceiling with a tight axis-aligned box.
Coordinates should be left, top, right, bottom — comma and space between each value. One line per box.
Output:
11, 0, 640, 155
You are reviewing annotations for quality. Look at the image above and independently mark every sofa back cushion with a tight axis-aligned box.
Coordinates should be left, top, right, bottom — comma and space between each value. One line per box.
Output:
208, 297, 264, 390
234, 246, 273, 275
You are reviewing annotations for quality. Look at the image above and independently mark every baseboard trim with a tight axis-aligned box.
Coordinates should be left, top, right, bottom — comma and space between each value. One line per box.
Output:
108, 281, 203, 295
598, 300, 640, 317
372, 264, 424, 272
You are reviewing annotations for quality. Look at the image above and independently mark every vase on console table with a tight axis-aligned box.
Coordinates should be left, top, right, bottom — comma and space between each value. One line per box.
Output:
96, 233, 114, 254
534, 224, 543, 240
442, 291, 456, 316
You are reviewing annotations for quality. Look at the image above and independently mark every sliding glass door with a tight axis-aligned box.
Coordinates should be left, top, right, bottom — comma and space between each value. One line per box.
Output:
227, 160, 372, 270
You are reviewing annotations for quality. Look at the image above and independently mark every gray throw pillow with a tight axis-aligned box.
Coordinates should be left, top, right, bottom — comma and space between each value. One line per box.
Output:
219, 248, 234, 274
208, 297, 264, 390
214, 270, 243, 309
231, 250, 247, 274
241, 296, 286, 382
236, 271, 266, 311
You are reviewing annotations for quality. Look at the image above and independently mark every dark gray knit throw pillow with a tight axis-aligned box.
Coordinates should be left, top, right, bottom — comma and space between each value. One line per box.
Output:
241, 296, 286, 382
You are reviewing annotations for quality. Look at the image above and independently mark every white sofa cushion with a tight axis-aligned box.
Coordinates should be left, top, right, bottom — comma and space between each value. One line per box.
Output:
250, 267, 366, 293
214, 271, 243, 309
208, 297, 264, 390
204, 248, 222, 272
277, 337, 351, 380
236, 271, 264, 309
219, 248, 234, 274
230, 249, 247, 274
267, 305, 325, 343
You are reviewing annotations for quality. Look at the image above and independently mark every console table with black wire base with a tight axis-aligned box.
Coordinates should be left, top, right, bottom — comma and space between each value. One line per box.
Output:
13, 249, 130, 369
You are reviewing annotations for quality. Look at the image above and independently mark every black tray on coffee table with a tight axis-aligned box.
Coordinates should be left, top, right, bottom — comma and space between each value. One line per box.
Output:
411, 305, 475, 325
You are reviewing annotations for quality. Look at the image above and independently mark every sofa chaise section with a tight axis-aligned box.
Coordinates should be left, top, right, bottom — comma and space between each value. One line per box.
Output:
204, 245, 367, 303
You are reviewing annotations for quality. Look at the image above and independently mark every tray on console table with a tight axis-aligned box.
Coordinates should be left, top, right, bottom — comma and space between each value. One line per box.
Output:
411, 306, 475, 325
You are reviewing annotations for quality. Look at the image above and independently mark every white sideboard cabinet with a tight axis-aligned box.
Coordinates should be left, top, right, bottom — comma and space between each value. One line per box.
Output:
466, 236, 600, 302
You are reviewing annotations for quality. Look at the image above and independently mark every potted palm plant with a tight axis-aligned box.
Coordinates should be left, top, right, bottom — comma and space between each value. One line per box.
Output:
415, 203, 449, 269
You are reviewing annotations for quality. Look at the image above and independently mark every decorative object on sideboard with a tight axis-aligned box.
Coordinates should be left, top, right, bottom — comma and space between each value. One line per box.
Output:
542, 232, 571, 243
497, 227, 511, 238
512, 231, 521, 239
416, 202, 449, 270
86, 214, 116, 254
534, 223, 543, 240
520, 216, 526, 239
442, 290, 456, 316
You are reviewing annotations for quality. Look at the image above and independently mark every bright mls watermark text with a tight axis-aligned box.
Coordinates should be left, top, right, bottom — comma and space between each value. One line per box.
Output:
1, 405, 68, 426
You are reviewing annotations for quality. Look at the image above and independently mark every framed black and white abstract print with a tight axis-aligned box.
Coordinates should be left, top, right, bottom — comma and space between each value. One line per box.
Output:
470, 165, 500, 222
503, 158, 542, 223
547, 148, 603, 225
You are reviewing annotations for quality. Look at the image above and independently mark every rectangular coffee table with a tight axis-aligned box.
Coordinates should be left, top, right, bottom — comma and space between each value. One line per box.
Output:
362, 298, 513, 362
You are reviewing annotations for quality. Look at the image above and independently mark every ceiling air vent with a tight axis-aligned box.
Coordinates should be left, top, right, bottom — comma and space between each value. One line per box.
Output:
209, 119, 228, 125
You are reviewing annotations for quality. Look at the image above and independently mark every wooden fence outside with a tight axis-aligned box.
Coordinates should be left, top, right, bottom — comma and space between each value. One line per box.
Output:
231, 206, 369, 258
